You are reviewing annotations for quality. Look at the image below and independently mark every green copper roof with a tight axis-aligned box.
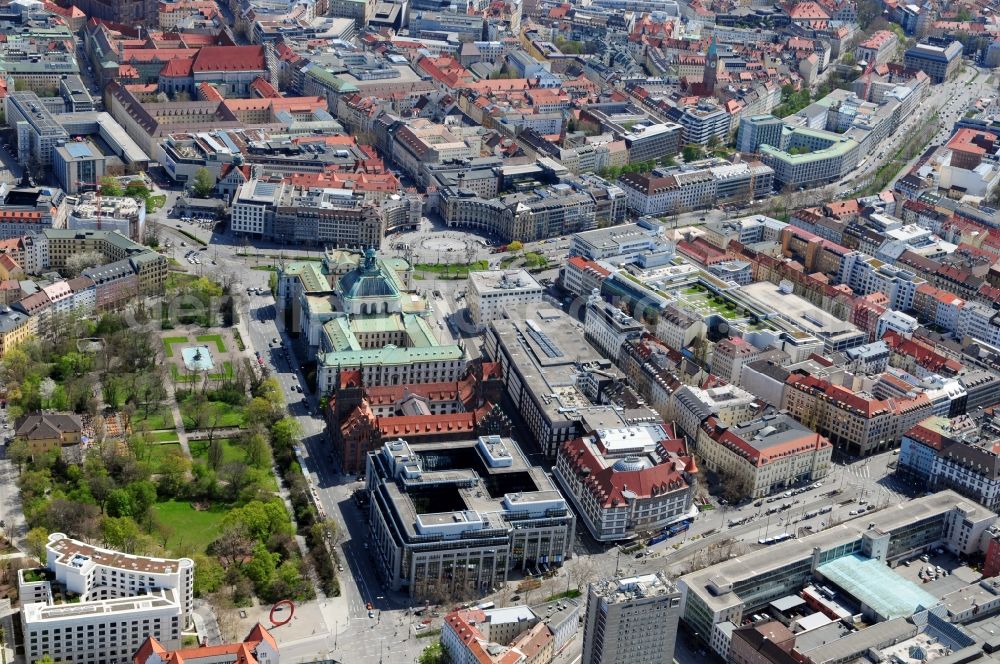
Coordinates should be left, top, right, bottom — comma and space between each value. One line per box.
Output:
337, 249, 403, 301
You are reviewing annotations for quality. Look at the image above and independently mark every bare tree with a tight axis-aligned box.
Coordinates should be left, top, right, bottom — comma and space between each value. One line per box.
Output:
568, 557, 598, 594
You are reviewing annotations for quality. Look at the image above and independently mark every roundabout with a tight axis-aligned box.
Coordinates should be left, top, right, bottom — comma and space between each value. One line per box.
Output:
418, 235, 474, 254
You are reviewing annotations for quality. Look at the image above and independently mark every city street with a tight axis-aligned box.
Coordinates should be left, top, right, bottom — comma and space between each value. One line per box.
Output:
138, 125, 930, 664
837, 65, 990, 196
147, 209, 424, 662
142, 225, 928, 664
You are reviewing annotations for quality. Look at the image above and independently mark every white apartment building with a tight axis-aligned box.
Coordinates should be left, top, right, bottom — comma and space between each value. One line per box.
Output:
617, 159, 774, 217
957, 301, 1000, 347
876, 310, 920, 340
584, 295, 645, 363
655, 304, 705, 352
41, 281, 73, 318
23, 591, 185, 664
843, 256, 924, 312
231, 178, 282, 237
466, 269, 543, 331
20, 533, 194, 664
671, 383, 758, 442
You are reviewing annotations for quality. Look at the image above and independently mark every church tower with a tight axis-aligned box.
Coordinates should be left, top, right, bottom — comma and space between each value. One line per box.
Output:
704, 38, 724, 96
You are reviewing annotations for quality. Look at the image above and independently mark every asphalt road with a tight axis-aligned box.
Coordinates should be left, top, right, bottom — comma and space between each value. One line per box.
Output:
139, 140, 925, 663
838, 65, 990, 196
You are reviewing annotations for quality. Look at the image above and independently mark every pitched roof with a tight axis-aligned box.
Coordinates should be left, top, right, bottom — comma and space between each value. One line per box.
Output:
0, 254, 21, 273
160, 57, 194, 78
192, 45, 265, 73
134, 624, 275, 664
14, 412, 82, 440
560, 436, 690, 508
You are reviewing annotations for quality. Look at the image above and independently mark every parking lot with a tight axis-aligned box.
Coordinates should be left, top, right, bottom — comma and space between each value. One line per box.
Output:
891, 548, 982, 599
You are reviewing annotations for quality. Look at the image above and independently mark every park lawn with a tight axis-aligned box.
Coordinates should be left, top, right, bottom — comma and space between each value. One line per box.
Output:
148, 194, 167, 211
189, 437, 244, 465
152, 500, 227, 555
180, 399, 245, 429
195, 334, 227, 353
257, 471, 279, 494
147, 430, 180, 443
146, 442, 183, 469
170, 365, 198, 383
414, 261, 488, 278
162, 336, 189, 357
499, 252, 548, 269
133, 406, 174, 430
171, 362, 234, 383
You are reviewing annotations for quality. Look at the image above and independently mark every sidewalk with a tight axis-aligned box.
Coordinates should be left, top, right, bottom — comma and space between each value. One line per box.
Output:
161, 377, 192, 458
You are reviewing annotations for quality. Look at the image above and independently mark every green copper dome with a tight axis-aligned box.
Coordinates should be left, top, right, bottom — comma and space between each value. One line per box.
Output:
339, 248, 401, 301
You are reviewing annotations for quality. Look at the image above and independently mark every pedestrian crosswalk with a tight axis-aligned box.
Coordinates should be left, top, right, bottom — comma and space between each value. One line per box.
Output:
847, 464, 871, 479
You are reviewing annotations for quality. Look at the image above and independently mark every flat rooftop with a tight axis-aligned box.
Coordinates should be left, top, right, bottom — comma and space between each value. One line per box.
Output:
572, 222, 661, 256
817, 554, 939, 619
731, 414, 818, 452
48, 534, 190, 575
24, 588, 180, 623
680, 491, 990, 613
469, 269, 542, 293
372, 436, 566, 541
742, 281, 862, 342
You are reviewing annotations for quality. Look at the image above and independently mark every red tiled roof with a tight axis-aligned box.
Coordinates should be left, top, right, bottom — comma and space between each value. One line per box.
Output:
786, 373, 887, 417
134, 623, 275, 664
560, 436, 689, 508
882, 330, 964, 375
567, 255, 611, 277
250, 76, 281, 99
707, 417, 829, 466
198, 82, 224, 101
0, 254, 20, 273
789, 1, 830, 18
947, 127, 997, 155
192, 45, 265, 73
860, 30, 896, 50
124, 48, 196, 63
160, 57, 193, 78
377, 412, 478, 437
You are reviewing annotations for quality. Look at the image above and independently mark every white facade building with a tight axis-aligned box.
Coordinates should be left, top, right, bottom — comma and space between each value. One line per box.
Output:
466, 269, 543, 331
20, 533, 194, 664
957, 301, 1000, 347
876, 310, 920, 340
230, 178, 282, 237
584, 294, 645, 363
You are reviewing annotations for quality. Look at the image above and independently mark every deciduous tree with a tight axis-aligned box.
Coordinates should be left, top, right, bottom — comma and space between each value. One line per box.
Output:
192, 168, 215, 198
26, 527, 49, 562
